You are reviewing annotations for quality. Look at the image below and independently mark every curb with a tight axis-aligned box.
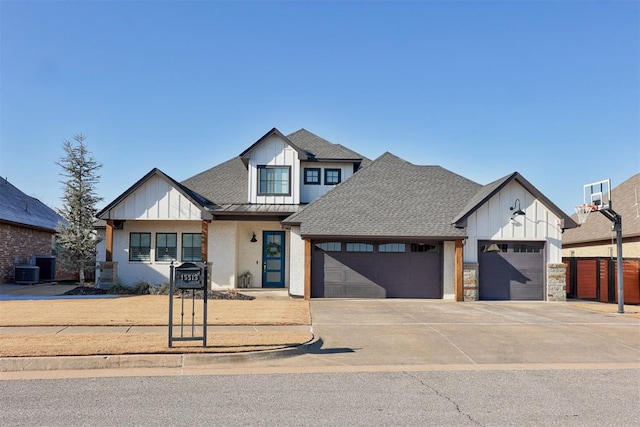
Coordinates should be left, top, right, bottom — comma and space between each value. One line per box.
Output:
0, 337, 322, 373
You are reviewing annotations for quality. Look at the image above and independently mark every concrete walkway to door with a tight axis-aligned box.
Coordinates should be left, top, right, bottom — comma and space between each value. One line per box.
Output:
300, 300, 640, 367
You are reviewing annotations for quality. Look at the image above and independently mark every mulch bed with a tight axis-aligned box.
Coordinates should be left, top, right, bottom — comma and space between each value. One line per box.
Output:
63, 286, 255, 300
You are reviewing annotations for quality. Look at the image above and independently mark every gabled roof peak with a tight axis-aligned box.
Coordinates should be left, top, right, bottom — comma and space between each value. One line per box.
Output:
239, 128, 309, 161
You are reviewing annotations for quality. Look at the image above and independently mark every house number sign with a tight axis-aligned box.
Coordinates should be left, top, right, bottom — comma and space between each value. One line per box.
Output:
169, 262, 208, 347
174, 263, 205, 289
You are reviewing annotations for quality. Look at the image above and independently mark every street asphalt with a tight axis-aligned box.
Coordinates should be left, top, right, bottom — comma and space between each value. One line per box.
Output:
0, 283, 639, 376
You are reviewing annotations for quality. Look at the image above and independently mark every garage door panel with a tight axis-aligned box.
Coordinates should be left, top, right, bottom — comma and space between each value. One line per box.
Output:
312, 242, 442, 298
479, 241, 544, 301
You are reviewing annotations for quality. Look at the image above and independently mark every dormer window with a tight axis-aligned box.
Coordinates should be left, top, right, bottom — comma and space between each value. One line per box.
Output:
324, 168, 341, 185
258, 165, 291, 196
304, 168, 321, 185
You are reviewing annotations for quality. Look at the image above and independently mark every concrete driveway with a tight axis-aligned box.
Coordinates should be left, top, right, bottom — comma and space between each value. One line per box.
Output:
305, 300, 640, 367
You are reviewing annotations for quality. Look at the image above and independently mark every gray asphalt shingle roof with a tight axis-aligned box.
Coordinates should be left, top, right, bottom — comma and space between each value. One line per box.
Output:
181, 157, 248, 205
181, 129, 370, 206
287, 129, 371, 165
0, 179, 65, 231
283, 152, 483, 238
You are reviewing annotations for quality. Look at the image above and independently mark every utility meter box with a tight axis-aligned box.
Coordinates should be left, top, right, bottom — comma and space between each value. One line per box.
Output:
174, 262, 206, 289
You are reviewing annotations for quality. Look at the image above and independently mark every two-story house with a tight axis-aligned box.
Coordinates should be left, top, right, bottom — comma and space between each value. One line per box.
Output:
96, 127, 577, 301
96, 128, 368, 291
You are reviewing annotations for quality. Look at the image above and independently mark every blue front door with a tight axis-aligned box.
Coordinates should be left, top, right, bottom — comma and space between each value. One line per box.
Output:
263, 231, 285, 288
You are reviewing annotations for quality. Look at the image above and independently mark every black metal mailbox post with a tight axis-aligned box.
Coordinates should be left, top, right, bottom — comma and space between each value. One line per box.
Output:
168, 262, 208, 347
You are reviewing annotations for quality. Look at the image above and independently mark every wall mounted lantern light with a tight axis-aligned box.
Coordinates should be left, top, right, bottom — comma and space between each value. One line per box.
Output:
510, 199, 526, 219
250, 232, 257, 243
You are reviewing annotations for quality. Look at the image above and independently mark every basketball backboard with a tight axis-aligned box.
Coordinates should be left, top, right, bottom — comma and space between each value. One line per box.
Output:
583, 179, 611, 210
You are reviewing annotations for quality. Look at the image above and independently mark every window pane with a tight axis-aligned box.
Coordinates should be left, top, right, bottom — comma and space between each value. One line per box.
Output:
379, 243, 406, 253
411, 243, 439, 253
156, 233, 177, 262
325, 169, 341, 185
315, 242, 341, 252
346, 243, 373, 252
514, 244, 540, 253
182, 233, 202, 262
259, 166, 290, 195
267, 272, 281, 282
305, 168, 320, 184
129, 233, 151, 262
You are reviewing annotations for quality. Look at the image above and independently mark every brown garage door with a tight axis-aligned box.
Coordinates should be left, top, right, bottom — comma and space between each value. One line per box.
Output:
478, 241, 544, 300
312, 241, 442, 298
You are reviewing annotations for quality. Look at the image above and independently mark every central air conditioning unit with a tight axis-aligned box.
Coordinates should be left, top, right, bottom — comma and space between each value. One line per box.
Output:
14, 265, 40, 284
31, 255, 56, 281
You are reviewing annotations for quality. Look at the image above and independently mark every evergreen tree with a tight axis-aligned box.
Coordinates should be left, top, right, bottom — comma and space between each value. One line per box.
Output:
56, 134, 103, 285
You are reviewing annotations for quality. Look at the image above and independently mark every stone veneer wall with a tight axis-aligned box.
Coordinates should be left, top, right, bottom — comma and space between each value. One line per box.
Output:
463, 263, 479, 301
464, 262, 567, 302
547, 263, 567, 301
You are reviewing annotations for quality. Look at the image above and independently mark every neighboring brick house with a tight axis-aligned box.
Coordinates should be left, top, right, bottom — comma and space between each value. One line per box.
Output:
0, 178, 66, 283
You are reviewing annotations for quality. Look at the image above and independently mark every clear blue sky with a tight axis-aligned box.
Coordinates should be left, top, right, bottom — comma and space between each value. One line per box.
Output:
1, 0, 638, 215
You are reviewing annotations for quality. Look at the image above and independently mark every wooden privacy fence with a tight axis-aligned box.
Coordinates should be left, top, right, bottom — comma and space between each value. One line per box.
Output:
563, 257, 640, 305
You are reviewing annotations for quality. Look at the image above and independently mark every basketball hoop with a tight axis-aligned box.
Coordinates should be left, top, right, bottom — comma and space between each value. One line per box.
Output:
574, 204, 596, 225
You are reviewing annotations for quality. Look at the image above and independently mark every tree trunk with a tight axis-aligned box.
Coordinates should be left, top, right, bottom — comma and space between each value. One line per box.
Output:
79, 268, 85, 286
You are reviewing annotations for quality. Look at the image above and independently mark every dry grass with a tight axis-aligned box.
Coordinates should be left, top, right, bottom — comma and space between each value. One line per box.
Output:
0, 296, 310, 326
0, 332, 313, 357
0, 296, 312, 357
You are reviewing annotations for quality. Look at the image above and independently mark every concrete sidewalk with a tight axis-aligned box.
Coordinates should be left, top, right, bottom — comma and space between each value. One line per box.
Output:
1, 283, 639, 375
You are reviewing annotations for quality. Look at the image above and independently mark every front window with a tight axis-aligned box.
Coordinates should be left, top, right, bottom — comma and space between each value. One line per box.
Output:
129, 233, 151, 262
182, 233, 202, 261
258, 166, 291, 195
304, 168, 321, 185
324, 168, 341, 185
155, 233, 177, 262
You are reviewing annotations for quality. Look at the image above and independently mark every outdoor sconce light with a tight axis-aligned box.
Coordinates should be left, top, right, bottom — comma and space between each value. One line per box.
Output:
250, 232, 257, 243
510, 199, 526, 218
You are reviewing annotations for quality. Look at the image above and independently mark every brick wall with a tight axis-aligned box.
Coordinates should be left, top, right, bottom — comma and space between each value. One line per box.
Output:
0, 223, 56, 282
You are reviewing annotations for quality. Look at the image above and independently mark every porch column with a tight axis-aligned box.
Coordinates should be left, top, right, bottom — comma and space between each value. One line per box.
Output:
304, 238, 311, 300
201, 220, 210, 262
105, 220, 114, 262
455, 239, 463, 301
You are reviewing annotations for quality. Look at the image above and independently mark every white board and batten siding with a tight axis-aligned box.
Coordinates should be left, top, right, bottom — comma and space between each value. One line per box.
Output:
300, 161, 355, 204
464, 181, 564, 264
247, 135, 301, 205
105, 175, 204, 221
